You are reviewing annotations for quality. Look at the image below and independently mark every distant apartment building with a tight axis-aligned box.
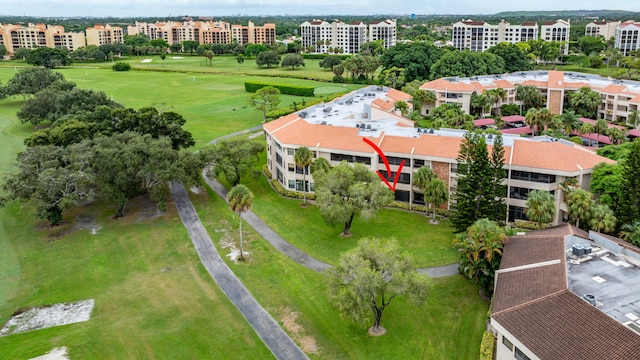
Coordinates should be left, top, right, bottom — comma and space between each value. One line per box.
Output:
615, 21, 640, 56
452, 19, 537, 52
419, 70, 640, 126
585, 20, 621, 39
0, 23, 84, 54
300, 19, 396, 54
85, 24, 124, 46
231, 21, 276, 45
540, 19, 570, 55
127, 20, 272, 46
369, 19, 397, 49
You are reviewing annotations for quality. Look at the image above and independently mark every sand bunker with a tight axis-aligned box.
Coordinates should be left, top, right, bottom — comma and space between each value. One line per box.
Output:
0, 299, 94, 336
141, 59, 153, 63
29, 347, 69, 360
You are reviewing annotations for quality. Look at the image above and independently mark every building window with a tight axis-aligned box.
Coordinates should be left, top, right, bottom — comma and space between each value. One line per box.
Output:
287, 148, 294, 155
510, 170, 556, 184
508, 205, 528, 222
414, 159, 425, 168
378, 156, 409, 166
288, 163, 295, 172
276, 153, 283, 166
502, 336, 514, 351
394, 190, 410, 202
379, 170, 411, 184
288, 180, 295, 189
514, 347, 531, 360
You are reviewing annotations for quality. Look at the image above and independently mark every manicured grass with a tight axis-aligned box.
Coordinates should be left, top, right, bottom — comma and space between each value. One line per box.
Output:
0, 65, 484, 359
0, 67, 361, 148
190, 185, 487, 359
242, 171, 458, 268
85, 55, 337, 82
0, 198, 273, 359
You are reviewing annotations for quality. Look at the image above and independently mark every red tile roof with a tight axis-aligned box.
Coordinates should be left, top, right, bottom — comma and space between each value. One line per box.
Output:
474, 118, 495, 127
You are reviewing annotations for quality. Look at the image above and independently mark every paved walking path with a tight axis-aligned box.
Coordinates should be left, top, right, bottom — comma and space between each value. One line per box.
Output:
170, 183, 308, 360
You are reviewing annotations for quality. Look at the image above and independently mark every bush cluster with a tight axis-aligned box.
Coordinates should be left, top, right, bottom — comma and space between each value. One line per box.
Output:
262, 165, 316, 201
302, 54, 351, 60
479, 331, 496, 360
514, 219, 548, 230
245, 81, 314, 97
112, 62, 131, 71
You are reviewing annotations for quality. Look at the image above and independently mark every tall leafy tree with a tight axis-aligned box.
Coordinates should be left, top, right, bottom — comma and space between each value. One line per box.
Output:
293, 146, 313, 206
569, 87, 601, 119
430, 51, 505, 79
3, 67, 66, 98
314, 161, 393, 236
526, 190, 556, 228
620, 221, 640, 247
281, 54, 305, 69
616, 140, 640, 229
487, 42, 532, 73
202, 138, 264, 186
0, 143, 94, 226
515, 84, 544, 113
247, 86, 281, 123
325, 237, 429, 335
25, 47, 72, 68
92, 132, 199, 218
453, 219, 507, 296
525, 108, 553, 136
488, 134, 507, 221
452, 132, 498, 232
227, 184, 254, 261
607, 127, 628, 145
380, 42, 442, 82
411, 89, 436, 116
556, 109, 581, 136
256, 50, 281, 68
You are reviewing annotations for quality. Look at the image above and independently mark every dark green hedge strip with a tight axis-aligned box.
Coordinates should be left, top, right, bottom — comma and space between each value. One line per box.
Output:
245, 81, 315, 97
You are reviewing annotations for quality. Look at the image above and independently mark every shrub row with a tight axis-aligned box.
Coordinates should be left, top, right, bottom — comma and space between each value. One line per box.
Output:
480, 331, 496, 360
302, 54, 351, 60
266, 92, 350, 121
245, 81, 315, 97
262, 165, 317, 201
514, 219, 549, 230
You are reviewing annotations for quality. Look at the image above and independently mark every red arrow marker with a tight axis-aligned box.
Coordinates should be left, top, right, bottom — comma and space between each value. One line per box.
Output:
363, 138, 405, 192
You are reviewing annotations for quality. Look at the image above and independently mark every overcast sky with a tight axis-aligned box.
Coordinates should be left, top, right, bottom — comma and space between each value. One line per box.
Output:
2, 0, 640, 18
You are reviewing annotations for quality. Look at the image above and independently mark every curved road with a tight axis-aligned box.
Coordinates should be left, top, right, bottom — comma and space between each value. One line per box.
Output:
170, 127, 459, 359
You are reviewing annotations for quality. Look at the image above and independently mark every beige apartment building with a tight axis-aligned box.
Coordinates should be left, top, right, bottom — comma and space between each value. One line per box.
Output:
540, 19, 570, 55
585, 20, 621, 39
128, 20, 273, 46
231, 21, 276, 45
419, 70, 640, 125
0, 23, 85, 54
300, 19, 396, 54
452, 19, 537, 52
85, 24, 124, 46
615, 20, 640, 56
263, 84, 613, 226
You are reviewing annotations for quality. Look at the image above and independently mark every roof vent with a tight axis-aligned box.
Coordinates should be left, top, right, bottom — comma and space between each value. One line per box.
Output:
583, 294, 596, 306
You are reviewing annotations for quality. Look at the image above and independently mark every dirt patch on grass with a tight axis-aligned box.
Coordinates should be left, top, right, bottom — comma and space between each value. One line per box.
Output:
279, 307, 319, 355
0, 299, 94, 336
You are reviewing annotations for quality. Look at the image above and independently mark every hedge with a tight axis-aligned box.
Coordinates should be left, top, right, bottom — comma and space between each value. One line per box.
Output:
245, 81, 315, 97
302, 53, 352, 60
112, 62, 131, 71
480, 331, 496, 360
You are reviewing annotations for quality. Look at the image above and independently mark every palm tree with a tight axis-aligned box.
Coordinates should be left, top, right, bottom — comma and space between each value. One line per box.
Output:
393, 100, 409, 116
628, 109, 640, 129
593, 119, 609, 147
423, 179, 448, 224
557, 110, 581, 136
607, 127, 628, 145
526, 190, 556, 229
525, 108, 553, 136
580, 122, 595, 147
487, 88, 507, 116
413, 166, 436, 217
293, 146, 313, 206
471, 92, 490, 118
412, 89, 436, 116
620, 221, 640, 247
589, 204, 616, 234
515, 84, 544, 114
566, 188, 594, 229
226, 184, 254, 261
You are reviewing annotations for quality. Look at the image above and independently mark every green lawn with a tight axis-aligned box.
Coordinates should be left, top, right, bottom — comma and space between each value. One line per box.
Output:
79, 55, 337, 82
190, 185, 487, 359
242, 171, 458, 268
0, 64, 485, 359
0, 67, 361, 148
